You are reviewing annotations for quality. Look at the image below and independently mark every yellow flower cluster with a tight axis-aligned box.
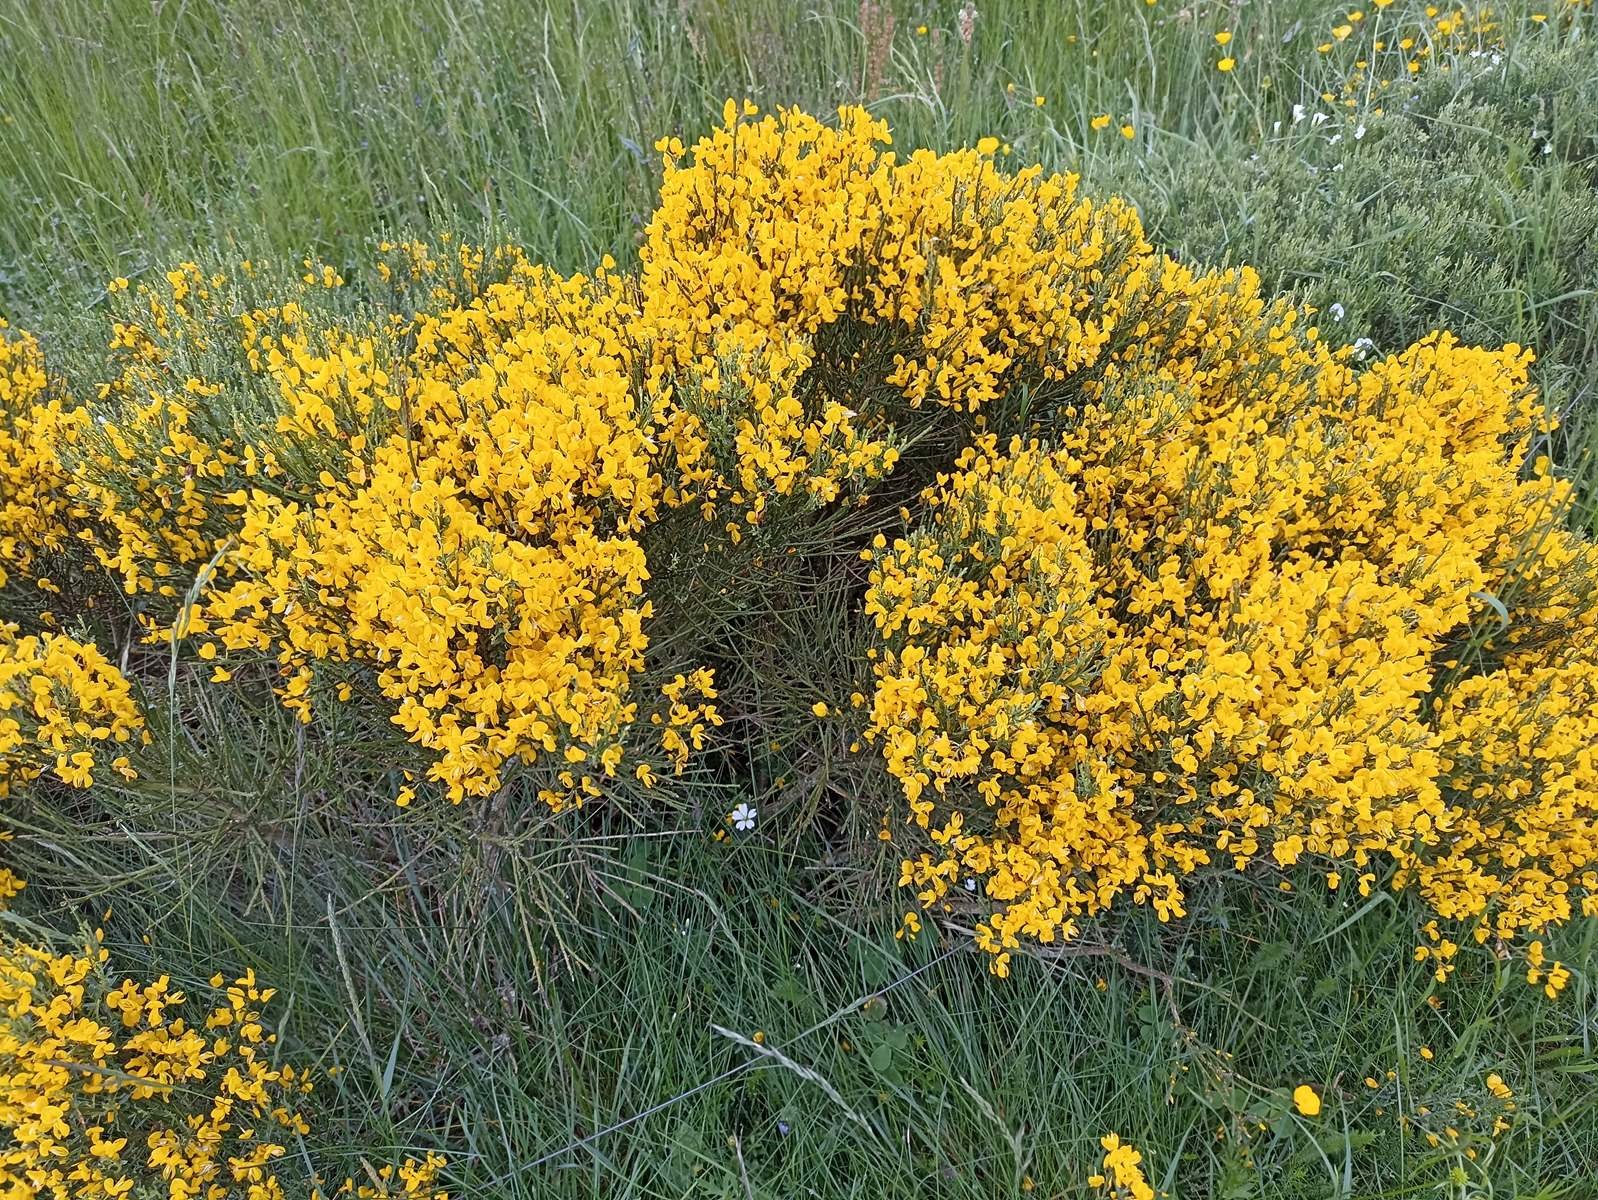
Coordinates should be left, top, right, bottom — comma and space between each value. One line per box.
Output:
642, 100, 1150, 413
0, 321, 85, 598
71, 263, 393, 604
0, 940, 311, 1199
1088, 1133, 1154, 1200
867, 273, 1598, 976
318, 1152, 451, 1200
652, 334, 901, 536
0, 930, 449, 1200
0, 833, 22, 910
0, 624, 145, 796
372, 233, 534, 312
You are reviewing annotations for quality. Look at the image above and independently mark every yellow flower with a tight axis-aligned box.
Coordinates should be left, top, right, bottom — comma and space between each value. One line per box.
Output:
1217, 56, 1236, 71
1293, 1085, 1323, 1117
1092, 1134, 1153, 1199
1214, 30, 1232, 44
1091, 113, 1111, 130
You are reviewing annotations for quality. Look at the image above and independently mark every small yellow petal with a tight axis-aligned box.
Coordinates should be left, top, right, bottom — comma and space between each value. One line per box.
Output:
1293, 1085, 1322, 1117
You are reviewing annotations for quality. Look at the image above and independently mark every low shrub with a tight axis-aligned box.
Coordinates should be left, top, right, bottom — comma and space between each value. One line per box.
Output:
866, 332, 1598, 979
1, 102, 1594, 998
0, 913, 449, 1199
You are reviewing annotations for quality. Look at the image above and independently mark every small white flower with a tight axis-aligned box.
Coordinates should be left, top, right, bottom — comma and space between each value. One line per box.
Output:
1311, 111, 1330, 126
1354, 122, 1367, 140
730, 802, 757, 832
963, 878, 978, 892
1328, 133, 1342, 145
1329, 302, 1346, 322
1292, 103, 1308, 124
1352, 336, 1377, 359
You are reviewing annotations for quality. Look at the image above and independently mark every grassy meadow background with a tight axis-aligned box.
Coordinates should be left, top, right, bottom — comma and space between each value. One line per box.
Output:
3, 1, 1598, 1196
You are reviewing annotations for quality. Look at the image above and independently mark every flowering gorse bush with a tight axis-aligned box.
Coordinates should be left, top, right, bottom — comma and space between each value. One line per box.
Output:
0, 911, 449, 1200
197, 263, 670, 804
0, 941, 313, 1199
22, 254, 728, 807
865, 318, 1598, 977
0, 102, 1594, 995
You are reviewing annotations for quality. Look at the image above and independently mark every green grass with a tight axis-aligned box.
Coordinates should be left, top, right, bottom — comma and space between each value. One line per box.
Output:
8, 646, 1598, 1196
0, 2, 1580, 291
13, 769, 1598, 1197
1, 0, 1273, 290
4, 0, 1598, 1195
